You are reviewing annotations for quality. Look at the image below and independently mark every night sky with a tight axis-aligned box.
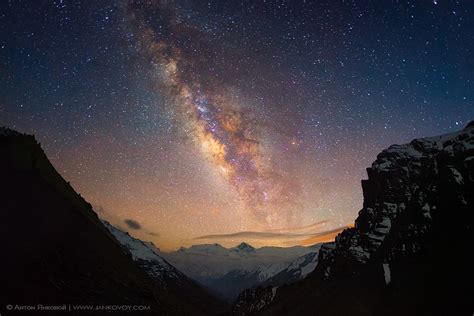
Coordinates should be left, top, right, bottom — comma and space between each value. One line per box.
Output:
1, 0, 473, 250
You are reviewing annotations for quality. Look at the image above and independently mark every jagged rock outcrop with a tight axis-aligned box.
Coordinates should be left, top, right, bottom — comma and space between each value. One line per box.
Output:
233, 286, 278, 316
231, 247, 321, 315
317, 122, 474, 279
254, 122, 474, 315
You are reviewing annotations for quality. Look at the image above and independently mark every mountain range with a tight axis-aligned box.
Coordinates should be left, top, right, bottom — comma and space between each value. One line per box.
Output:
162, 242, 322, 301
1, 121, 473, 315
0, 126, 320, 314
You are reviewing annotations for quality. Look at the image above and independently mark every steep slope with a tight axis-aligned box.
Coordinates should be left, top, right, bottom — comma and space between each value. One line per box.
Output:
163, 242, 316, 301
102, 221, 228, 314
242, 122, 474, 315
0, 128, 225, 315
232, 245, 321, 315
261, 244, 322, 286
102, 220, 181, 285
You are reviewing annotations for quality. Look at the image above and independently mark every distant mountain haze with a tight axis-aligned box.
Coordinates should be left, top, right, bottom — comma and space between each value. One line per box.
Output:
162, 242, 322, 301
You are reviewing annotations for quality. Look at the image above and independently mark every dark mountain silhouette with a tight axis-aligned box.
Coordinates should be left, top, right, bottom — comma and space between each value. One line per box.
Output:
0, 128, 227, 315
233, 122, 474, 315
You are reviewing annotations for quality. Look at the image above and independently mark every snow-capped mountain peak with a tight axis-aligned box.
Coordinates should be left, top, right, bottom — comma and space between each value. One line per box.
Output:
233, 242, 256, 252
183, 243, 227, 254
162, 242, 321, 301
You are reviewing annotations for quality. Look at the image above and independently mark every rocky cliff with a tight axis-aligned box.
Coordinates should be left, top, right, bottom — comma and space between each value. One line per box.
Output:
240, 122, 474, 315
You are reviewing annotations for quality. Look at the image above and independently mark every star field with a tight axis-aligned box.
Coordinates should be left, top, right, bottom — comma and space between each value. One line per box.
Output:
1, 0, 473, 250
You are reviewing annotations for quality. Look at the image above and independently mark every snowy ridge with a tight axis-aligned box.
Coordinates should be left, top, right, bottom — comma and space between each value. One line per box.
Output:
373, 125, 474, 173
256, 262, 290, 281
257, 244, 322, 288
181, 243, 228, 255
101, 220, 180, 283
287, 251, 319, 277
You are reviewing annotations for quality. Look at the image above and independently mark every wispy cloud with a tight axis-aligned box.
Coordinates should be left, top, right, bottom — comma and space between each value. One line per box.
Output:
263, 220, 331, 233
194, 225, 348, 247
300, 227, 347, 245
195, 231, 310, 240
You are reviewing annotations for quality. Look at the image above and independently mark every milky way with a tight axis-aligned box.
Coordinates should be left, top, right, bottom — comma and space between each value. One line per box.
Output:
1, 0, 473, 250
126, 0, 290, 224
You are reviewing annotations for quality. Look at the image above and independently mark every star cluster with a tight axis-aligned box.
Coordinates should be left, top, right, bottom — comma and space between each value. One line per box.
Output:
1, 0, 473, 250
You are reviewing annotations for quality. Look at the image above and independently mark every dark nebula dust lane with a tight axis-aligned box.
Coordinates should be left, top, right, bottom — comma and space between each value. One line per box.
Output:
126, 0, 295, 224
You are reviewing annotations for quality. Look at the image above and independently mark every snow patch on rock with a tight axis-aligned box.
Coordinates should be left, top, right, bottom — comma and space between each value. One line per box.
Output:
383, 263, 391, 285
